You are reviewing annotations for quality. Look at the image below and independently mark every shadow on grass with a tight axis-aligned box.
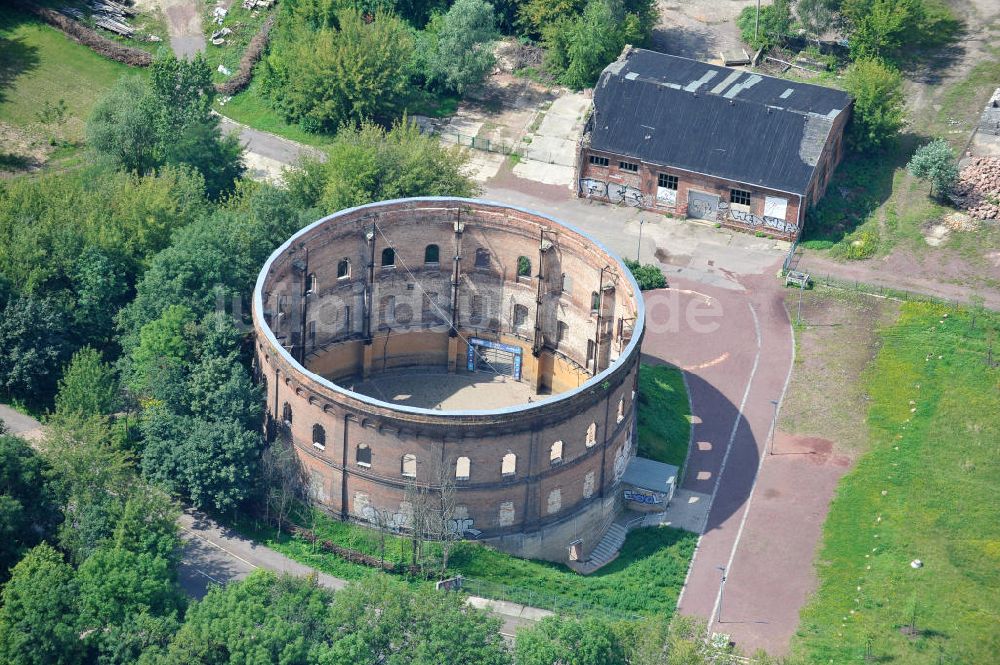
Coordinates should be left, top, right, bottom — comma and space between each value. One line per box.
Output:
0, 32, 40, 106
803, 132, 925, 246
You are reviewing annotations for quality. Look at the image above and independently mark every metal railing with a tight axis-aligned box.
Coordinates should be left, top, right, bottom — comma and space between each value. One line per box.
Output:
438, 131, 522, 157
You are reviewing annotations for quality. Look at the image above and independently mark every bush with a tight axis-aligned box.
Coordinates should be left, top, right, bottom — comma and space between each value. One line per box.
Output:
832, 228, 879, 260
843, 57, 905, 152
736, 0, 792, 51
907, 138, 958, 199
623, 259, 666, 290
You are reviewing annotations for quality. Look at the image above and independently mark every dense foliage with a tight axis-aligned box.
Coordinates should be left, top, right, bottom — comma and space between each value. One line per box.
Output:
88, 54, 244, 198
624, 259, 667, 291
736, 0, 792, 51
843, 57, 905, 151
284, 119, 479, 210
906, 138, 958, 199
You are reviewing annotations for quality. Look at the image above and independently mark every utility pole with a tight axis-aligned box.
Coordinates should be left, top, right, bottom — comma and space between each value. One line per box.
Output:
768, 399, 780, 455
716, 566, 727, 624
636, 218, 645, 262
754, 0, 761, 44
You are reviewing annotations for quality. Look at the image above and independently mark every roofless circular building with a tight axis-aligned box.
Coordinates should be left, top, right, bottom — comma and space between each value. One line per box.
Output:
253, 198, 645, 562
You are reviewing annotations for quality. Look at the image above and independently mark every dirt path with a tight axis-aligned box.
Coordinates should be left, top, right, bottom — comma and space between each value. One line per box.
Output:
137, 0, 205, 59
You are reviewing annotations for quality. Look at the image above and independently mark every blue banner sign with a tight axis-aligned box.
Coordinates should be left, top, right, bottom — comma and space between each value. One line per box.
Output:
467, 337, 522, 380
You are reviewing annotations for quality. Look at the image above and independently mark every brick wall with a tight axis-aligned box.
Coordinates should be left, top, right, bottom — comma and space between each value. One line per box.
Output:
254, 199, 645, 563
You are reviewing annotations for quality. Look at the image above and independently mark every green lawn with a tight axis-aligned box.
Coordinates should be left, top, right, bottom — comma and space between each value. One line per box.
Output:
216, 79, 334, 149
636, 364, 692, 470
0, 8, 138, 144
233, 506, 696, 619
793, 303, 1000, 663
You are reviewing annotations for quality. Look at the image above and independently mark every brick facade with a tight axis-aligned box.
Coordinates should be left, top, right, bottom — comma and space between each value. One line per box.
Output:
253, 199, 646, 563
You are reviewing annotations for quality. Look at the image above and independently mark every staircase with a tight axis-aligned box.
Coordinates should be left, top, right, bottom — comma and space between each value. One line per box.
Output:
588, 522, 629, 568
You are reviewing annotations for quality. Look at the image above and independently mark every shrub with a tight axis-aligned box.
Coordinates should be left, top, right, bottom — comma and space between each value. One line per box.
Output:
736, 0, 792, 51
623, 259, 666, 290
907, 138, 958, 199
832, 228, 879, 260
843, 57, 905, 152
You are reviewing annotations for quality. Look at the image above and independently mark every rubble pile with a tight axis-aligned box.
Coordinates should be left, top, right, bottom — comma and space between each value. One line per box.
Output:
954, 157, 1000, 220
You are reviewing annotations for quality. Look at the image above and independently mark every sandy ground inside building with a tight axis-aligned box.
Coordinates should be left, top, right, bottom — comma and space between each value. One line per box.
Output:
343, 371, 557, 411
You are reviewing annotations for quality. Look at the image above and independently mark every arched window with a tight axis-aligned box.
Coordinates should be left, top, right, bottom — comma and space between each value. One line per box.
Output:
282, 402, 293, 425
307, 273, 318, 294
312, 424, 326, 449
617, 397, 625, 423
356, 443, 371, 467
424, 244, 440, 264
591, 291, 601, 313
513, 304, 529, 328
556, 321, 569, 345
381, 247, 395, 267
586, 422, 597, 447
455, 456, 471, 481
549, 440, 563, 465
475, 248, 490, 268
517, 256, 531, 278
337, 259, 350, 279
401, 453, 417, 478
501, 452, 516, 477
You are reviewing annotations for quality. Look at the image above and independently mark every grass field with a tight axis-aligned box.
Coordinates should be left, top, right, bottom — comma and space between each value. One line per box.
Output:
0, 8, 137, 149
636, 364, 692, 470
234, 505, 697, 618
792, 302, 1000, 663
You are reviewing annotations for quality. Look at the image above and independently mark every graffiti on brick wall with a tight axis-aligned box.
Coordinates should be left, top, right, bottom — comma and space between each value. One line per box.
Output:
727, 208, 798, 235
623, 489, 664, 504
580, 179, 649, 207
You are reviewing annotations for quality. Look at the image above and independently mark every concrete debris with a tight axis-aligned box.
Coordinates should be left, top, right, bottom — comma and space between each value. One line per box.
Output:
953, 156, 1000, 220
217, 64, 232, 76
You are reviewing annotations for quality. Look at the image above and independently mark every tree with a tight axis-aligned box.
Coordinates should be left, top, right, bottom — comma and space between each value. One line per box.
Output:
87, 55, 244, 198
319, 576, 510, 665
519, 0, 586, 37
186, 355, 263, 431
127, 304, 198, 401
736, 0, 793, 51
797, 0, 837, 41
842, 0, 925, 61
285, 119, 478, 211
514, 616, 627, 665
258, 438, 305, 536
907, 138, 958, 199
843, 57, 905, 151
76, 546, 183, 632
541, 0, 655, 90
0, 544, 83, 665
0, 436, 60, 582
40, 415, 136, 563
71, 247, 130, 350
86, 76, 161, 175
425, 0, 499, 94
263, 9, 415, 132
55, 347, 119, 418
160, 571, 332, 664
0, 296, 72, 404
141, 411, 262, 512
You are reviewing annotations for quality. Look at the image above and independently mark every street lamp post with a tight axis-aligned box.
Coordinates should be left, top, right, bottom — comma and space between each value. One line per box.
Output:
716, 565, 727, 624
636, 218, 645, 262
768, 398, 779, 455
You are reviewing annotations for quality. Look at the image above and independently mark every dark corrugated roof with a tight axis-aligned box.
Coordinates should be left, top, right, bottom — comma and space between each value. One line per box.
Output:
588, 49, 853, 195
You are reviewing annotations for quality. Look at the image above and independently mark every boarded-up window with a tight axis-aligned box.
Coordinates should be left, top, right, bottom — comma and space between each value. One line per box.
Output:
617, 398, 625, 423
583, 471, 595, 499
586, 422, 597, 447
469, 294, 484, 325
498, 501, 515, 527
547, 488, 562, 514
379, 295, 395, 327
764, 196, 788, 220
513, 304, 529, 328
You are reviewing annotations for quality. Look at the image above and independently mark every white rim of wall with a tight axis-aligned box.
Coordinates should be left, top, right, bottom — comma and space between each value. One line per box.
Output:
254, 197, 647, 417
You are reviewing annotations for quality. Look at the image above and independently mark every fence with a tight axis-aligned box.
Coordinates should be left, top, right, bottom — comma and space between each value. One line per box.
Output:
458, 577, 642, 622
803, 272, 965, 308
438, 131, 522, 157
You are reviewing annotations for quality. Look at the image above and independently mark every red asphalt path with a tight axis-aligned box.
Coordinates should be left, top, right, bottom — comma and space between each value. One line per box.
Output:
642, 272, 844, 655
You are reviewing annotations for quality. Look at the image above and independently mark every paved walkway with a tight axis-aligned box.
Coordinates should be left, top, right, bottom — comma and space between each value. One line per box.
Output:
177, 509, 550, 636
